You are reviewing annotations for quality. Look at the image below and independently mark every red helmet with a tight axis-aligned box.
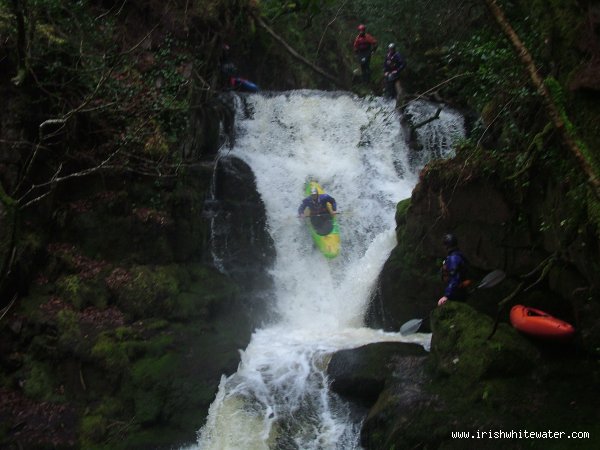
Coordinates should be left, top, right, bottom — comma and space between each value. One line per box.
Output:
357, 24, 366, 32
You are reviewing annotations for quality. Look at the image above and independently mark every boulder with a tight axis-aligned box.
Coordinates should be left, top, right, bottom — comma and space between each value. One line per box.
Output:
430, 302, 540, 381
327, 342, 427, 408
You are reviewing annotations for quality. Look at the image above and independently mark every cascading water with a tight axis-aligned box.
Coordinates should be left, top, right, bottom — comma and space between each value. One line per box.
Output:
188, 91, 464, 450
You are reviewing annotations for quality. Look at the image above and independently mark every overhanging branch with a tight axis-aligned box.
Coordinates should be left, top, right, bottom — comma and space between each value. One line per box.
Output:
253, 14, 346, 89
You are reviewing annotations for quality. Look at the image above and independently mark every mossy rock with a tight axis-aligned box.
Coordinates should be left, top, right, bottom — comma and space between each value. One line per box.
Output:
171, 292, 210, 320
395, 197, 411, 225
91, 325, 175, 375
112, 265, 184, 319
91, 333, 132, 374
80, 414, 108, 446
21, 358, 60, 402
430, 302, 540, 382
56, 275, 109, 310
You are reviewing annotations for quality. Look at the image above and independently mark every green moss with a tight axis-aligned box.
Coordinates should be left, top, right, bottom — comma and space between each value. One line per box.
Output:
129, 354, 178, 423
166, 264, 241, 321
145, 318, 170, 331
118, 427, 189, 450
76, 397, 131, 448
133, 389, 163, 424
22, 359, 62, 402
56, 275, 83, 308
172, 292, 209, 320
131, 354, 178, 388
80, 415, 108, 446
430, 302, 539, 382
56, 275, 108, 310
91, 334, 130, 372
114, 265, 182, 318
91, 324, 176, 379
395, 198, 411, 225
56, 309, 83, 352
162, 379, 216, 429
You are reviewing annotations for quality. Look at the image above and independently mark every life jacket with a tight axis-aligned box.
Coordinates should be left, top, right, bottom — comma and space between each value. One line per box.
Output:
354, 33, 377, 52
441, 250, 472, 289
384, 52, 406, 73
309, 196, 329, 215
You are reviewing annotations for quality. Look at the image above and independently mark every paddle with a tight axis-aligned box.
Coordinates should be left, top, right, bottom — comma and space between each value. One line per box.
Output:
296, 211, 351, 219
399, 269, 506, 336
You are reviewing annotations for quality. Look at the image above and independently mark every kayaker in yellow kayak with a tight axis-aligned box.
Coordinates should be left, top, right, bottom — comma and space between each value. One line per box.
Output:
297, 187, 338, 235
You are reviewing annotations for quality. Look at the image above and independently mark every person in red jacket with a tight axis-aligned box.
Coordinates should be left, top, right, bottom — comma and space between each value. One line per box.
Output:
353, 24, 378, 83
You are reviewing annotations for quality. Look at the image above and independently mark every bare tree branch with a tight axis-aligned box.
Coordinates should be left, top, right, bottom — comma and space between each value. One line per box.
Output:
315, 0, 348, 59
253, 13, 346, 89
0, 295, 18, 322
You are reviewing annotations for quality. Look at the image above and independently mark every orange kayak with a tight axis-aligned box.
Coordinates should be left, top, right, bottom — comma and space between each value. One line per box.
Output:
510, 305, 575, 340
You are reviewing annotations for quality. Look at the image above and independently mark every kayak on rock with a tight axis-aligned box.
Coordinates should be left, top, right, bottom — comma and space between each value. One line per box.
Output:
509, 304, 575, 341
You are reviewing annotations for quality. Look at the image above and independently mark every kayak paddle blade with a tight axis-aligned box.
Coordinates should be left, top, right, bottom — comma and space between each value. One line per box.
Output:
477, 269, 506, 289
400, 318, 423, 336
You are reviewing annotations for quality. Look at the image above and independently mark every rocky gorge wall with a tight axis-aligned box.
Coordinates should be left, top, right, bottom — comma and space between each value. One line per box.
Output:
375, 144, 600, 352
333, 140, 600, 449
0, 93, 275, 448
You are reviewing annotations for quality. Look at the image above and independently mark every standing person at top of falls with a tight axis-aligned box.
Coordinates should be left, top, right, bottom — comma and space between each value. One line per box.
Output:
219, 43, 259, 93
219, 44, 237, 86
383, 43, 407, 103
353, 24, 378, 83
438, 233, 472, 306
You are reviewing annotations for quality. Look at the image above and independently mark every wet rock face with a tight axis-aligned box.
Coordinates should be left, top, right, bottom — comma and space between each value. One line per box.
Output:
362, 145, 600, 448
372, 154, 600, 355
326, 342, 434, 450
210, 156, 276, 291
327, 342, 428, 408
0, 154, 276, 448
371, 178, 516, 332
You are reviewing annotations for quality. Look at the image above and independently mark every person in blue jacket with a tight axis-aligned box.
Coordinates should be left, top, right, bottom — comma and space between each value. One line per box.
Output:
438, 233, 471, 306
298, 187, 338, 235
219, 43, 260, 93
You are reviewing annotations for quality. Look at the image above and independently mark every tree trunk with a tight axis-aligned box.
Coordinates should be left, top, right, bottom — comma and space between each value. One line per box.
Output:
10, 0, 27, 85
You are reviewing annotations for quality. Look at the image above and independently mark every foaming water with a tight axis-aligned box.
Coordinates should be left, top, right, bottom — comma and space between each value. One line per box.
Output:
189, 91, 463, 450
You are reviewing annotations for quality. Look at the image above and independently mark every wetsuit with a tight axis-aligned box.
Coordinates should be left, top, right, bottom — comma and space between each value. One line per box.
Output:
383, 50, 406, 99
298, 194, 337, 235
384, 50, 406, 78
441, 249, 469, 301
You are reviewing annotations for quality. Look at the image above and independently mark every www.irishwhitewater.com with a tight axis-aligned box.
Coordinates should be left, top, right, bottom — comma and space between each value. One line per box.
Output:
451, 430, 590, 440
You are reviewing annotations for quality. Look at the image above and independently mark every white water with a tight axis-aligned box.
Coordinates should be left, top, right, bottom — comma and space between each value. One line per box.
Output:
189, 91, 464, 450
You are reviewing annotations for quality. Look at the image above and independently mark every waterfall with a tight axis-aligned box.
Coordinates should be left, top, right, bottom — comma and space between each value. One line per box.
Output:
188, 91, 464, 450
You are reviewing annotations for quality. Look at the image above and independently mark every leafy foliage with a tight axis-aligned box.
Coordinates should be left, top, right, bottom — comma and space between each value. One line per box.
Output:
262, 0, 328, 18
445, 30, 539, 150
